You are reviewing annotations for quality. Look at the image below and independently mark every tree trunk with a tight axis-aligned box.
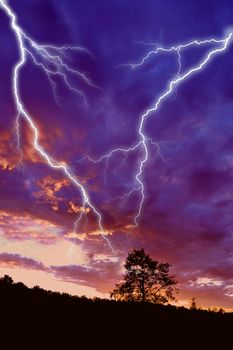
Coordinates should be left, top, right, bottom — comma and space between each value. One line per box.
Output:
141, 280, 145, 302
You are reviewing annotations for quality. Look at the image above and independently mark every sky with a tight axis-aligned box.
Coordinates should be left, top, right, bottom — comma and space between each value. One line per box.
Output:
1, 0, 233, 310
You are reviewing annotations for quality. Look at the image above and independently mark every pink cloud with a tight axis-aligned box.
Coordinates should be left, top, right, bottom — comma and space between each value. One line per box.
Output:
0, 252, 47, 271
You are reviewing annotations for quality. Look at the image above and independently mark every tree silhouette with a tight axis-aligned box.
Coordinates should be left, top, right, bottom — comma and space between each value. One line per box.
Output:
110, 248, 178, 303
0, 274, 13, 285
190, 297, 197, 310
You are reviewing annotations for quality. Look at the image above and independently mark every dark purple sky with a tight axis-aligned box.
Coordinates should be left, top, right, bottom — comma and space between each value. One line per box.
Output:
1, 0, 233, 309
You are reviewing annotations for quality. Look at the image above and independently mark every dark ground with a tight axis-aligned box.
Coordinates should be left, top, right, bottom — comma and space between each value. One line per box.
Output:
0, 275, 232, 348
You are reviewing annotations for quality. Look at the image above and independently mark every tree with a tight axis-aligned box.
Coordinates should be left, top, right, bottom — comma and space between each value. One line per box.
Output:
190, 297, 197, 310
110, 248, 178, 303
0, 275, 14, 285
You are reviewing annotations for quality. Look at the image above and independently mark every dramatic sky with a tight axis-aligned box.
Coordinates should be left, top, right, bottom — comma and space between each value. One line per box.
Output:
1, 0, 233, 310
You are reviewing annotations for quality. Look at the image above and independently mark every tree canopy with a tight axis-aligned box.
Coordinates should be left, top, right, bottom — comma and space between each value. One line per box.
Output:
111, 248, 178, 303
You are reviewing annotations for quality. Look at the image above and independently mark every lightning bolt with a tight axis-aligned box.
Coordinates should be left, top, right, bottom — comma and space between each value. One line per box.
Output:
15, 19, 98, 105
88, 31, 233, 227
2, 0, 232, 248
0, 0, 114, 252
133, 32, 232, 226
125, 36, 231, 68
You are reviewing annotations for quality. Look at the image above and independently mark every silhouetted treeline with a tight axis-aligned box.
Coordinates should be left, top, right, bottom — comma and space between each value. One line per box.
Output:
0, 275, 232, 347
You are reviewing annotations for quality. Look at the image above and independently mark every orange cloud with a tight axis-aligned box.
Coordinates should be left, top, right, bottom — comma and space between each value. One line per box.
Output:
65, 229, 113, 241
68, 201, 90, 214
33, 175, 70, 211
0, 129, 20, 171
14, 121, 66, 165
0, 210, 64, 244
20, 120, 85, 166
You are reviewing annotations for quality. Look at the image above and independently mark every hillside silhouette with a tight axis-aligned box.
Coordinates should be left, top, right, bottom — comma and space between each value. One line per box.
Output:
0, 274, 232, 347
